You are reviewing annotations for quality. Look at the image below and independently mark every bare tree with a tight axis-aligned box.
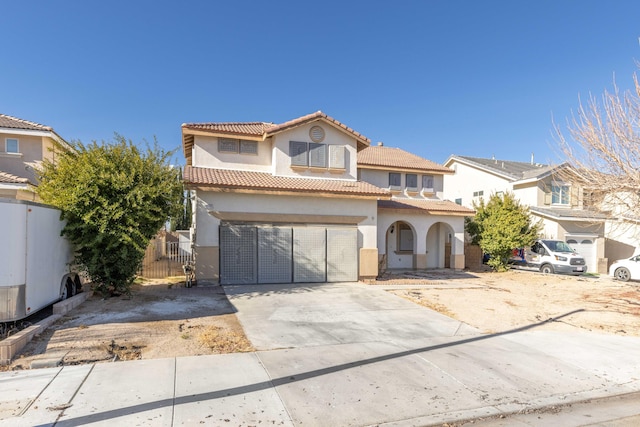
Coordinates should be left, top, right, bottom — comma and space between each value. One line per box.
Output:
555, 71, 640, 225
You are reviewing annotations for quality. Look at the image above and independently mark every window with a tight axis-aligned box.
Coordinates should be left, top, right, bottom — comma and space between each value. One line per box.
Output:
455, 198, 462, 205
406, 174, 417, 189
389, 172, 401, 188
329, 145, 345, 169
422, 175, 434, 191
473, 190, 484, 197
5, 138, 18, 153
290, 141, 308, 166
240, 140, 258, 154
398, 223, 413, 252
552, 184, 570, 205
308, 143, 327, 167
218, 138, 239, 153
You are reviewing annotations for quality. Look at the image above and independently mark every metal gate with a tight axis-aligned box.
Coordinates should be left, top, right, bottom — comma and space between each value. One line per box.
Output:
219, 225, 358, 285
139, 239, 192, 279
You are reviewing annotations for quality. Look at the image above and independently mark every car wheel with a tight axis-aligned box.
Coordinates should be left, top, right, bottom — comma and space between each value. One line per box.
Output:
614, 267, 631, 282
540, 264, 554, 274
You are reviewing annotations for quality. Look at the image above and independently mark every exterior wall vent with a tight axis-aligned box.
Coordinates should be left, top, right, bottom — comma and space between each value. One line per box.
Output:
309, 125, 325, 143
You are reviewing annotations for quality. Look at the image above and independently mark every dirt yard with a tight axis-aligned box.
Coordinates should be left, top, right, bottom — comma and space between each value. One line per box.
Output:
3, 268, 639, 371
5, 279, 253, 370
376, 268, 640, 336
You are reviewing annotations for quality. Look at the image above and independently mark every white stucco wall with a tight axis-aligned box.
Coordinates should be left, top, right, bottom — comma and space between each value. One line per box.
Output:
193, 190, 377, 248
272, 123, 357, 180
443, 161, 512, 208
192, 135, 272, 172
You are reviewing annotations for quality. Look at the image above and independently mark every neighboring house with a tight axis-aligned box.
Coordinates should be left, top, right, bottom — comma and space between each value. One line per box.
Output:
182, 111, 390, 284
358, 144, 474, 271
0, 114, 65, 201
443, 155, 609, 273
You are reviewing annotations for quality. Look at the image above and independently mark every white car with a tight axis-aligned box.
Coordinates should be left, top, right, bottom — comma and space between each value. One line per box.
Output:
609, 255, 640, 281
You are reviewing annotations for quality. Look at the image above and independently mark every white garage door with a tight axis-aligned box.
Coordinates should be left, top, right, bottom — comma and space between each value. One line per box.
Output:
220, 225, 358, 284
567, 238, 597, 273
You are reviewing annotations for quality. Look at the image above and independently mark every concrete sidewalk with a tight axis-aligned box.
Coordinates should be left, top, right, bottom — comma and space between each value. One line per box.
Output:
1, 282, 639, 426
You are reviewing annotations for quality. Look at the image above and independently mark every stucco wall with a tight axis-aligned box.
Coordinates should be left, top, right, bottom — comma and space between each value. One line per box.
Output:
0, 133, 45, 182
272, 123, 357, 180
192, 135, 272, 172
443, 161, 512, 208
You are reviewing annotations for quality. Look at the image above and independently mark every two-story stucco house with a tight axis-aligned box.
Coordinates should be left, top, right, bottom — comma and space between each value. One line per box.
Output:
358, 144, 473, 271
182, 111, 475, 285
0, 114, 65, 200
182, 111, 390, 284
443, 155, 609, 273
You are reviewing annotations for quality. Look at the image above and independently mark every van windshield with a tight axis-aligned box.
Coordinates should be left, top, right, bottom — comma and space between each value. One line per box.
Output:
542, 240, 575, 253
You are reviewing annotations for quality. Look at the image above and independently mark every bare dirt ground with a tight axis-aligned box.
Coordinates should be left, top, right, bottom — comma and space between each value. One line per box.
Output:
3, 268, 639, 371
5, 279, 253, 370
375, 267, 640, 337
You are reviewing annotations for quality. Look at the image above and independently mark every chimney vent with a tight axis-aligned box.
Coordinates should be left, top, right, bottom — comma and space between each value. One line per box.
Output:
377, 141, 384, 146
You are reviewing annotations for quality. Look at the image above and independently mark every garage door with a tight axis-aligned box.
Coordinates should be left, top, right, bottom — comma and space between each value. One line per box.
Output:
220, 225, 257, 285
220, 225, 357, 284
258, 227, 292, 284
293, 227, 327, 283
567, 238, 596, 273
327, 228, 358, 282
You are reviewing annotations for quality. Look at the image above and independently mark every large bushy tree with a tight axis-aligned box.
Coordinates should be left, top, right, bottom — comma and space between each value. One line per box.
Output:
466, 192, 541, 272
36, 135, 183, 296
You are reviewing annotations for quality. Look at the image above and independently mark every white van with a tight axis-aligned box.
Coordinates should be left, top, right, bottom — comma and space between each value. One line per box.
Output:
514, 239, 587, 275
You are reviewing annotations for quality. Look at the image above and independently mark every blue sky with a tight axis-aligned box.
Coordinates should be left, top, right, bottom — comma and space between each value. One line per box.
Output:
2, 1, 639, 165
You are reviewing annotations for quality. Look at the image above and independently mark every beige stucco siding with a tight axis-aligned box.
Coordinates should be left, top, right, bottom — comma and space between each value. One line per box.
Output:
192, 135, 272, 172
272, 123, 357, 180
0, 134, 46, 182
359, 169, 444, 199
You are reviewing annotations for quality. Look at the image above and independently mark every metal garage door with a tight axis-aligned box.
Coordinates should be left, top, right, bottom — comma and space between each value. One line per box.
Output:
258, 227, 292, 284
221, 225, 358, 284
220, 225, 257, 285
327, 228, 358, 282
293, 227, 327, 283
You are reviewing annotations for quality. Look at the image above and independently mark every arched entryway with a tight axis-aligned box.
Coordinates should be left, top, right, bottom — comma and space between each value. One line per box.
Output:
385, 220, 416, 269
426, 222, 455, 268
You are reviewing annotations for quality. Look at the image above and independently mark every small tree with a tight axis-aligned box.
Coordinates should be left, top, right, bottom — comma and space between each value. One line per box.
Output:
36, 135, 183, 296
466, 192, 542, 271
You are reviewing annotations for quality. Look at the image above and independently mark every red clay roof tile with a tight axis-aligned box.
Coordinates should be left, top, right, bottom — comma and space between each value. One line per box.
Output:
184, 166, 390, 198
378, 198, 474, 215
358, 145, 452, 173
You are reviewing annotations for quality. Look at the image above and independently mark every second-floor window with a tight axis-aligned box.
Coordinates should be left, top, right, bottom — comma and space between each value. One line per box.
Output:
389, 172, 401, 188
5, 138, 18, 153
218, 138, 258, 155
422, 175, 434, 191
552, 184, 570, 205
406, 174, 417, 190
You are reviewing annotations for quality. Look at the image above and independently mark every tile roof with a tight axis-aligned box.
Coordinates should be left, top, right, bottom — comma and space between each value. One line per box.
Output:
358, 145, 453, 173
378, 198, 475, 215
181, 122, 275, 137
529, 206, 608, 221
183, 166, 390, 198
0, 170, 29, 184
0, 114, 52, 131
448, 155, 557, 181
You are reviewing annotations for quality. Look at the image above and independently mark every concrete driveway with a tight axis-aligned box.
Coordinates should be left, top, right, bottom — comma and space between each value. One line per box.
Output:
225, 282, 640, 426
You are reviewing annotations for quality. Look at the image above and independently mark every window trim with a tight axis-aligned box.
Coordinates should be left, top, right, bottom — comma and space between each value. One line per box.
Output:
5, 138, 19, 154
551, 183, 570, 205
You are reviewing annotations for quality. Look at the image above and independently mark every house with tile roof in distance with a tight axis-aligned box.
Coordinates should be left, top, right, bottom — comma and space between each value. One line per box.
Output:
358, 144, 474, 271
182, 111, 391, 284
0, 114, 66, 201
443, 155, 610, 273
